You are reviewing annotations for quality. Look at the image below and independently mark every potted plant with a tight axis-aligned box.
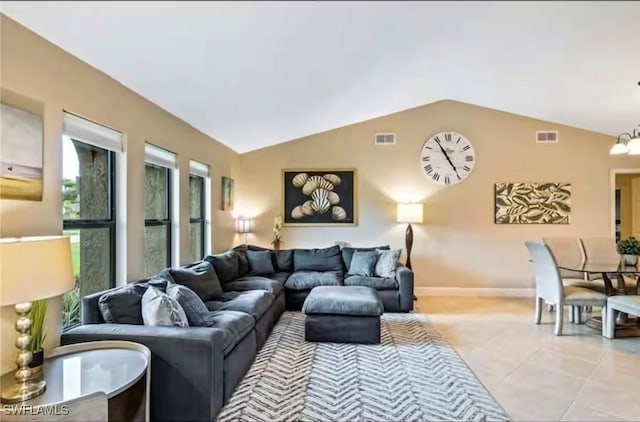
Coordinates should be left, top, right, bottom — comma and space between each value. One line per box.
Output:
617, 236, 640, 266
28, 299, 47, 377
271, 216, 283, 251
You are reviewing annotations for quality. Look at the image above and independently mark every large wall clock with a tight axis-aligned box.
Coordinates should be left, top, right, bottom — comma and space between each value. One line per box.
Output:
420, 131, 476, 185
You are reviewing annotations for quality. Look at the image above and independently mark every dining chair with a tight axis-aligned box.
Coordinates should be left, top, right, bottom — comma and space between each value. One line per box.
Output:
581, 237, 639, 293
525, 241, 608, 336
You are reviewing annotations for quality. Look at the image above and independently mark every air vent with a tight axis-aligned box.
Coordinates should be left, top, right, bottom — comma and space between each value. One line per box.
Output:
374, 133, 396, 145
536, 130, 558, 143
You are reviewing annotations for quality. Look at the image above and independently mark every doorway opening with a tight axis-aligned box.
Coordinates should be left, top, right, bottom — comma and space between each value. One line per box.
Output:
611, 169, 640, 242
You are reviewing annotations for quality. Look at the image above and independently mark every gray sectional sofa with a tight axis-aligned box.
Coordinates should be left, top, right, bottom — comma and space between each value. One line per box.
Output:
61, 244, 413, 422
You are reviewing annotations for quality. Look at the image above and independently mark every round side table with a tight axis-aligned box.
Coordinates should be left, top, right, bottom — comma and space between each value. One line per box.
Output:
1, 341, 150, 422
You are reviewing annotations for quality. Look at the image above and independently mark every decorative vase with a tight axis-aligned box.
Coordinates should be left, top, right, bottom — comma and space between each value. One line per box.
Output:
622, 254, 638, 266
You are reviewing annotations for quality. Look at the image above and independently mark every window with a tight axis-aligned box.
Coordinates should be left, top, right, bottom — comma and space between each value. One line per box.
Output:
62, 113, 122, 329
144, 143, 177, 275
189, 160, 210, 262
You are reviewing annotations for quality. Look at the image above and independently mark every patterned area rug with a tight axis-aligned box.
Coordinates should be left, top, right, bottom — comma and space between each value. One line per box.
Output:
218, 312, 509, 422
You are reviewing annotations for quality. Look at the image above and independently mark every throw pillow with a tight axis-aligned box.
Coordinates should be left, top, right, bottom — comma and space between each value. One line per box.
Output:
293, 245, 343, 272
247, 250, 275, 275
341, 245, 390, 270
166, 283, 216, 327
274, 249, 294, 272
374, 249, 402, 278
233, 245, 250, 277
159, 261, 223, 301
98, 284, 148, 325
204, 250, 239, 283
348, 250, 378, 277
141, 287, 189, 327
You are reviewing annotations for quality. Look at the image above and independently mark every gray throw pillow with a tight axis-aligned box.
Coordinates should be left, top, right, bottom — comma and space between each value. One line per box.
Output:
159, 261, 223, 301
204, 251, 239, 283
293, 246, 343, 272
341, 245, 390, 270
348, 250, 378, 277
247, 250, 275, 275
98, 284, 148, 325
141, 287, 189, 327
374, 249, 402, 278
166, 283, 216, 327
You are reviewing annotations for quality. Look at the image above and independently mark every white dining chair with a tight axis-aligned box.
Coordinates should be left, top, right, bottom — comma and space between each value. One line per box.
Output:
525, 241, 608, 336
581, 237, 639, 294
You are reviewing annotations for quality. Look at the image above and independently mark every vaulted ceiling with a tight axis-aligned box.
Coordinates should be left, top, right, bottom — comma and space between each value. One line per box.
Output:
2, 1, 638, 153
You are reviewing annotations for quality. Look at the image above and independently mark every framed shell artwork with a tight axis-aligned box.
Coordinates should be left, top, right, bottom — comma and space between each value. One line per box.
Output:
282, 169, 357, 226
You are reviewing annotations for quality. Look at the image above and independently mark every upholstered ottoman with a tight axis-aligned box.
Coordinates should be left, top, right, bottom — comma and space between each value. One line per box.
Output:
302, 286, 383, 344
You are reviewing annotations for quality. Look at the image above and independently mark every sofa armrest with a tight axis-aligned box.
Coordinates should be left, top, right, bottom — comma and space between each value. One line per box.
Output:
62, 324, 225, 422
396, 265, 414, 312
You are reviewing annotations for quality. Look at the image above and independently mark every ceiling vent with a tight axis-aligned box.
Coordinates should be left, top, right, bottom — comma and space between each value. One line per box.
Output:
375, 133, 396, 145
536, 130, 559, 143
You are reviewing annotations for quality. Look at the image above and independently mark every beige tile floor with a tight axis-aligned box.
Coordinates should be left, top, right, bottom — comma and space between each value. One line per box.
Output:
416, 296, 640, 422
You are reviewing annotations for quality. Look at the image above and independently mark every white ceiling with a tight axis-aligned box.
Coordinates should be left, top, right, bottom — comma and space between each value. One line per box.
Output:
2, 1, 639, 153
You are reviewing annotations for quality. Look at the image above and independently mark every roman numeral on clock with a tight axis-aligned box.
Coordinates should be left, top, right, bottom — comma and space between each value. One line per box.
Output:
433, 172, 440, 182
462, 145, 471, 151
445, 175, 450, 184
463, 165, 471, 172
424, 164, 433, 174
445, 133, 452, 142
422, 156, 431, 161
465, 155, 474, 161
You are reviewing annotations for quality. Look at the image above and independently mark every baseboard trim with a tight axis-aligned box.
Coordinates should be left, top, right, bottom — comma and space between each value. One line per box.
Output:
415, 287, 535, 298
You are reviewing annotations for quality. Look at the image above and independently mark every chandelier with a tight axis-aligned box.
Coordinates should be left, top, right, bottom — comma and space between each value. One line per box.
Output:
610, 125, 640, 155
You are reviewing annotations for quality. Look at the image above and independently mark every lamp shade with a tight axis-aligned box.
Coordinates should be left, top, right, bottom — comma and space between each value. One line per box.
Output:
627, 136, 640, 155
609, 142, 629, 155
237, 218, 252, 234
0, 236, 74, 306
396, 203, 423, 224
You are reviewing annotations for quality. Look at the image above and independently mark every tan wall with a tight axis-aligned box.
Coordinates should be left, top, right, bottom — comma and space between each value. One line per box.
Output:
0, 15, 241, 373
239, 100, 639, 291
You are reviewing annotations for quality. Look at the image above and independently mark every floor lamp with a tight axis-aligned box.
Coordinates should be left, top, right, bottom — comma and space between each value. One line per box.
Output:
397, 203, 423, 300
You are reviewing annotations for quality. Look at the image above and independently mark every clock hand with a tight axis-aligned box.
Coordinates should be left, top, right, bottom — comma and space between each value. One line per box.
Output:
434, 139, 461, 180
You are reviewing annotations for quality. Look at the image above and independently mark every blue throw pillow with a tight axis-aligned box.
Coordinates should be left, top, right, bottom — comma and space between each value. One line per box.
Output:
166, 283, 216, 327
348, 250, 378, 277
294, 246, 343, 272
247, 250, 275, 275
204, 251, 239, 283
98, 284, 148, 325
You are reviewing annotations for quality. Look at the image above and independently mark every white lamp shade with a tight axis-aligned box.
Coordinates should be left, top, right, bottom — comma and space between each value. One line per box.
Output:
627, 137, 640, 155
0, 236, 74, 306
609, 142, 629, 155
396, 203, 423, 224
237, 219, 252, 234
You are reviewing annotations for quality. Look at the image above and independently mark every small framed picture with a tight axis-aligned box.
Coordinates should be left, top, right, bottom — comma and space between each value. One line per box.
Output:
221, 176, 234, 211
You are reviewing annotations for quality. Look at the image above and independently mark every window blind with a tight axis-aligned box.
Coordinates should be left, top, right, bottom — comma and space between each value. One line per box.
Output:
63, 112, 123, 152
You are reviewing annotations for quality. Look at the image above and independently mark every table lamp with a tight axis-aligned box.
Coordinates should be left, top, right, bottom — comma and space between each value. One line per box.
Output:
0, 236, 74, 403
396, 203, 423, 270
237, 218, 252, 245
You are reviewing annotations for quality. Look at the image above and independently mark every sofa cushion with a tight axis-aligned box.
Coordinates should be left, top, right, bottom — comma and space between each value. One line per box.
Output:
274, 249, 294, 272
285, 271, 343, 291
204, 251, 239, 283
247, 250, 276, 275
205, 290, 274, 320
98, 284, 148, 325
302, 286, 383, 316
375, 249, 402, 278
166, 283, 216, 327
207, 310, 255, 355
263, 272, 289, 286
141, 287, 189, 327
348, 250, 378, 277
232, 245, 250, 277
159, 261, 223, 301
341, 245, 390, 270
223, 276, 285, 297
344, 275, 399, 290
294, 246, 343, 272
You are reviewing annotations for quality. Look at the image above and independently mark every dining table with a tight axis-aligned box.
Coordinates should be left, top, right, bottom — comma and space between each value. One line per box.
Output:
557, 262, 640, 337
